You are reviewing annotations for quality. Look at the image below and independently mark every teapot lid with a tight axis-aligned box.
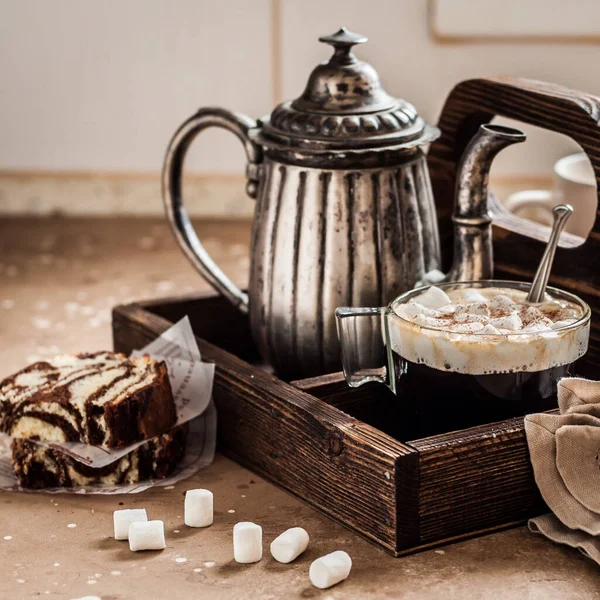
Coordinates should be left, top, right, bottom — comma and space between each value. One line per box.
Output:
259, 28, 439, 152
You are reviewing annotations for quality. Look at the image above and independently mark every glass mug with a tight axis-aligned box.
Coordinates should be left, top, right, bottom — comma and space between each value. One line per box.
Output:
336, 280, 590, 438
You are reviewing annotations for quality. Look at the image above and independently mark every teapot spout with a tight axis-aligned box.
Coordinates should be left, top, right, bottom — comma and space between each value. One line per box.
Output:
446, 124, 526, 282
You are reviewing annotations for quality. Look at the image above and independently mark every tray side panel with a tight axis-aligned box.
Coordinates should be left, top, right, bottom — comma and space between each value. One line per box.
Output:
410, 418, 545, 544
113, 303, 420, 554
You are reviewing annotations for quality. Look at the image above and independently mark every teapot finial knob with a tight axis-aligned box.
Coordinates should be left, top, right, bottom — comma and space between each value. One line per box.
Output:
318, 27, 367, 64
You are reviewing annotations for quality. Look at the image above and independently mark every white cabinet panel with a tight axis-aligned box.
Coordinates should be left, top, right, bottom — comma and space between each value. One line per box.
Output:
432, 0, 600, 40
0, 0, 273, 173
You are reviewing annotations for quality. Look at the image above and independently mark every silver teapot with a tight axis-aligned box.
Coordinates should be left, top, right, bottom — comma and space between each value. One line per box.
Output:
162, 28, 524, 379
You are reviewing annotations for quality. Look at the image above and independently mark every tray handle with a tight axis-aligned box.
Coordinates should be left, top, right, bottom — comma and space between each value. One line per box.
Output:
428, 75, 600, 241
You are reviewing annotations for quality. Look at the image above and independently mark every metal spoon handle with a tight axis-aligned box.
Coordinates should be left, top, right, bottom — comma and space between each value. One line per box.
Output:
527, 204, 573, 303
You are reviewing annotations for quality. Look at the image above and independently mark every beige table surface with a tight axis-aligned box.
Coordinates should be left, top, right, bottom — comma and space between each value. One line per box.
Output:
0, 217, 598, 600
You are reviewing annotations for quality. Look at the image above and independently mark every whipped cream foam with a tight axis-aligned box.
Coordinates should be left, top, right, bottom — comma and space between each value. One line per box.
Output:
388, 284, 589, 375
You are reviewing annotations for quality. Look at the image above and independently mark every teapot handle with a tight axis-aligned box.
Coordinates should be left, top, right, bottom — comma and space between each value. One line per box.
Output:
162, 107, 263, 314
428, 76, 600, 241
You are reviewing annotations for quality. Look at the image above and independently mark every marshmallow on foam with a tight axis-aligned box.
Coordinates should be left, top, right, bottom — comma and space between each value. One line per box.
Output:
464, 302, 490, 317
558, 308, 581, 321
454, 312, 489, 325
438, 304, 458, 315
414, 314, 453, 329
489, 294, 517, 312
449, 322, 485, 334
462, 289, 488, 303
454, 302, 490, 322
521, 306, 546, 325
553, 319, 577, 329
522, 322, 553, 333
489, 314, 522, 331
480, 324, 501, 335
416, 286, 451, 310
401, 302, 444, 320
401, 302, 424, 320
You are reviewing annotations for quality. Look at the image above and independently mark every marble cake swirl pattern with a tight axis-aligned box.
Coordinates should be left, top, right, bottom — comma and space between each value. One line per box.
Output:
0, 352, 176, 448
10, 424, 188, 489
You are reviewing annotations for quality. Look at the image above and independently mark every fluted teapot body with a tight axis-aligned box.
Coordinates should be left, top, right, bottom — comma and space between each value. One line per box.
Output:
247, 148, 439, 377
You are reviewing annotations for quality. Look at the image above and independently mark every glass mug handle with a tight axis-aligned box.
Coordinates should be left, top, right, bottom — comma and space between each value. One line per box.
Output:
335, 307, 394, 390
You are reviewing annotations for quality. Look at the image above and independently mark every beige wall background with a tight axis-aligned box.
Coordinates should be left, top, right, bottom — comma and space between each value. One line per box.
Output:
1, 0, 599, 216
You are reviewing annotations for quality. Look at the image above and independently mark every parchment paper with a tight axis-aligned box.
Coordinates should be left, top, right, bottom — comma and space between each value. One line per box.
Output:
0, 316, 216, 493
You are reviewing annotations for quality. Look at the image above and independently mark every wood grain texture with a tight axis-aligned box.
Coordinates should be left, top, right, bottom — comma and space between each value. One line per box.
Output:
303, 371, 547, 545
113, 300, 419, 555
428, 75, 600, 376
409, 417, 546, 543
113, 294, 549, 555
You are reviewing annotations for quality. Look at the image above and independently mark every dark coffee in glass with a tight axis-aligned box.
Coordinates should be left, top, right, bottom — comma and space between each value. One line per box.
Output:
337, 281, 590, 439
392, 355, 572, 438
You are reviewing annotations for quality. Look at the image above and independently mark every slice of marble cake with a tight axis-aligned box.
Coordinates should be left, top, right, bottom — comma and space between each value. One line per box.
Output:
0, 352, 177, 448
11, 424, 188, 489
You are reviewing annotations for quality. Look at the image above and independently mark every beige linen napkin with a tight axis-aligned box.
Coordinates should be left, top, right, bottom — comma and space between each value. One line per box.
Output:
525, 377, 600, 564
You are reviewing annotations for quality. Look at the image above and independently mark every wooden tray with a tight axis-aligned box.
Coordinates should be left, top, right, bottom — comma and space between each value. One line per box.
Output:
113, 77, 600, 555
113, 293, 546, 556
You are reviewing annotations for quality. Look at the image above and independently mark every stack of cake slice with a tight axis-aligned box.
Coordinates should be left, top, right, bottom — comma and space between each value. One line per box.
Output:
0, 352, 186, 488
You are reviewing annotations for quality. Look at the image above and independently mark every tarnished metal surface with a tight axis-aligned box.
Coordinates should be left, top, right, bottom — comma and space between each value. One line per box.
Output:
259, 27, 440, 152
162, 107, 262, 314
527, 204, 573, 303
248, 153, 440, 377
445, 124, 526, 282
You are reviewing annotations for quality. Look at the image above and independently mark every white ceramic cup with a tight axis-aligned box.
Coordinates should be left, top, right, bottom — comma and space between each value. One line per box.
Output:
503, 153, 596, 238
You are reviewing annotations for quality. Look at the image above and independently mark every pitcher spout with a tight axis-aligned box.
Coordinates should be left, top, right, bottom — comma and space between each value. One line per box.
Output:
445, 123, 526, 282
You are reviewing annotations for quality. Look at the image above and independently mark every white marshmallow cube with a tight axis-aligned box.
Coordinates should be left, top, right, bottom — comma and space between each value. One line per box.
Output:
309, 550, 352, 589
489, 314, 522, 331
450, 322, 485, 333
113, 508, 148, 540
463, 302, 490, 317
553, 319, 577, 329
414, 314, 452, 329
270, 527, 310, 563
489, 294, 516, 311
128, 520, 166, 552
454, 312, 488, 324
437, 303, 458, 315
401, 302, 428, 319
185, 489, 213, 528
416, 286, 451, 310
233, 522, 262, 563
522, 306, 545, 323
522, 322, 552, 333
462, 289, 488, 303
480, 324, 500, 335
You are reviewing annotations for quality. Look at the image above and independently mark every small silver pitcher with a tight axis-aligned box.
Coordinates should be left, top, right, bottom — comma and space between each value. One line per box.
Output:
162, 28, 524, 379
